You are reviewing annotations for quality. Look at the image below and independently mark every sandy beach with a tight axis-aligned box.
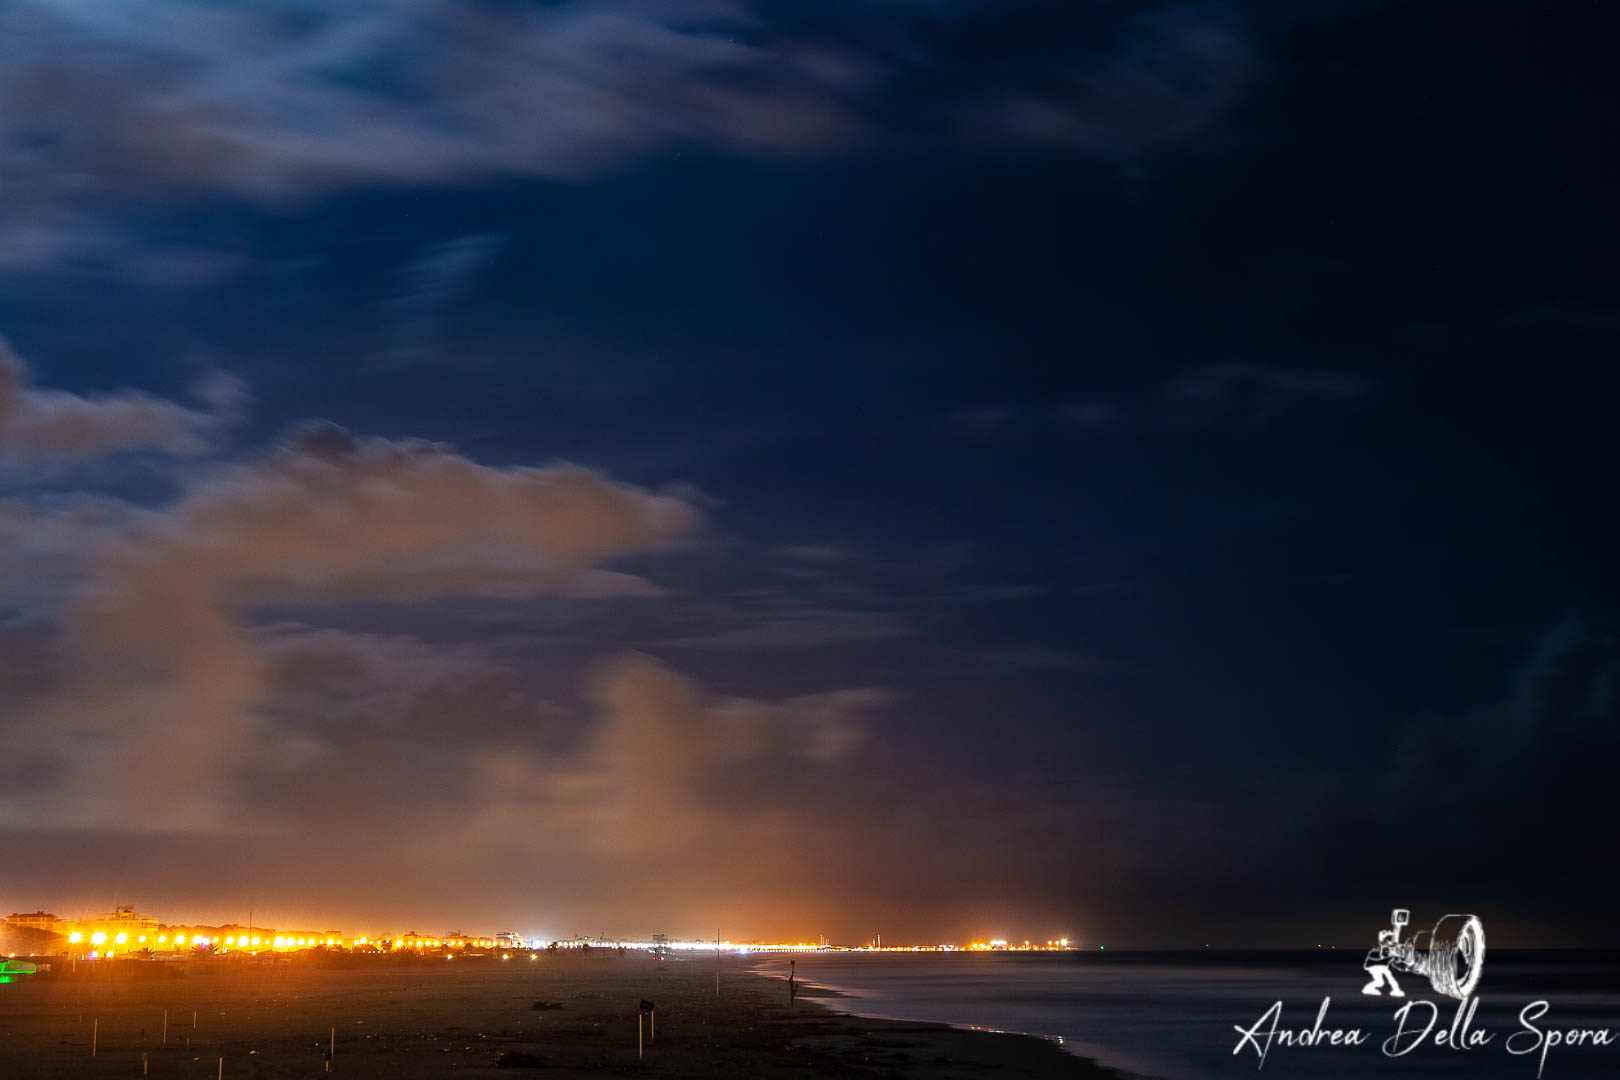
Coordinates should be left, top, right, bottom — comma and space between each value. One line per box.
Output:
0, 951, 1115, 1078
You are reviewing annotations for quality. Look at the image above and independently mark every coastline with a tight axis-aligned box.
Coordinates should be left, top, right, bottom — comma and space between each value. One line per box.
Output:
767, 978, 1119, 1079
752, 959, 1126, 1080
0, 949, 1119, 1078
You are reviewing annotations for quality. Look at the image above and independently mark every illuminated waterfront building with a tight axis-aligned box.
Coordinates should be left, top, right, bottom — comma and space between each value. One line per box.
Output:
4, 911, 62, 933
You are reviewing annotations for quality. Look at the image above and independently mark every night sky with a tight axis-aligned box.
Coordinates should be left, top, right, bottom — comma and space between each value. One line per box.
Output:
1, 1, 1616, 947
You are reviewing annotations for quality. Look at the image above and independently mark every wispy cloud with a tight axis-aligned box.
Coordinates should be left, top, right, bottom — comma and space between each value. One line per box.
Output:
1163, 363, 1368, 425
962, 4, 1255, 154
0, 1, 1269, 272
0, 337, 246, 461
1054, 363, 1371, 434
1499, 303, 1620, 334
656, 607, 913, 651
376, 232, 507, 367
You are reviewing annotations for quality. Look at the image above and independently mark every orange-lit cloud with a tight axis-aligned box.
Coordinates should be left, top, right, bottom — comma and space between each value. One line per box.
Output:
18, 422, 699, 831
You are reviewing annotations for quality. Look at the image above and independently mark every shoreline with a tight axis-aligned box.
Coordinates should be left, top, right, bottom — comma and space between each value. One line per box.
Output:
768, 976, 1119, 1079
751, 959, 1128, 1079
0, 950, 1119, 1078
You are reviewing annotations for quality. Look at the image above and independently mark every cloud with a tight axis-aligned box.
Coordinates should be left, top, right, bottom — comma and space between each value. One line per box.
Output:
377, 232, 507, 367
1056, 400, 1121, 429
1168, 363, 1366, 410
0, 496, 159, 618
86, 421, 698, 607
1110, 611, 1620, 943
964, 4, 1255, 154
11, 424, 699, 831
0, 338, 244, 460
1379, 610, 1620, 856
0, 215, 249, 284
655, 607, 913, 650
775, 544, 863, 564
972, 646, 1107, 671
395, 233, 504, 308
246, 625, 576, 811
594, 651, 881, 767
1499, 303, 1620, 335
0, 2, 859, 202
1056, 363, 1370, 434
941, 405, 1018, 440
557, 652, 887, 849
0, 2, 1273, 272
214, 634, 889, 866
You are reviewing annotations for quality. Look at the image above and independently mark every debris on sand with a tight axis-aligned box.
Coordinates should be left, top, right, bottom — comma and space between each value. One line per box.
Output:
529, 1001, 564, 1011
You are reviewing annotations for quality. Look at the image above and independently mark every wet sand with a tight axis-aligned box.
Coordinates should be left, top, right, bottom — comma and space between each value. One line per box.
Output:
0, 951, 1115, 1078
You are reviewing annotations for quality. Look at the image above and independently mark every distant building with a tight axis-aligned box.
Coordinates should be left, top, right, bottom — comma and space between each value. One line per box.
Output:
98, 905, 159, 932
5, 911, 61, 932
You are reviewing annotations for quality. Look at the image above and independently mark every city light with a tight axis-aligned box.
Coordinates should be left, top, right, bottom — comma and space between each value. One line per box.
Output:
23, 905, 1079, 961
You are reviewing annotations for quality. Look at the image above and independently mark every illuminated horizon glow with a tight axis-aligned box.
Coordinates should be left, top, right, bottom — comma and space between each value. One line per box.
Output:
29, 912, 1077, 956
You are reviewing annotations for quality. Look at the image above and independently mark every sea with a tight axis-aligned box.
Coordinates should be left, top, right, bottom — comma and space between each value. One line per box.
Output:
752, 950, 1620, 1079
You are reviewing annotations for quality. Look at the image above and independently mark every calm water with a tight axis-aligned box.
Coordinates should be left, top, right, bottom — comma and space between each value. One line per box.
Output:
753, 951, 1620, 1079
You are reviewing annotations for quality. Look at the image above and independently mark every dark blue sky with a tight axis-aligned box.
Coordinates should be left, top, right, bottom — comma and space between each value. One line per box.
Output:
1, 0, 1615, 945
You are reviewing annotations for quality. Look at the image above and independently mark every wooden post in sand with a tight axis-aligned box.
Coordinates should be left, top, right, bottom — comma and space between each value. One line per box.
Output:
789, 959, 796, 1007
217, 1056, 223, 1080
638, 1013, 643, 1060
91, 1018, 97, 1057
143, 1051, 149, 1075
163, 1009, 168, 1045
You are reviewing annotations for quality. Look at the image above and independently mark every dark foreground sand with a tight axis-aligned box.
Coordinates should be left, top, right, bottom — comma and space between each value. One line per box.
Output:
0, 951, 1114, 1078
